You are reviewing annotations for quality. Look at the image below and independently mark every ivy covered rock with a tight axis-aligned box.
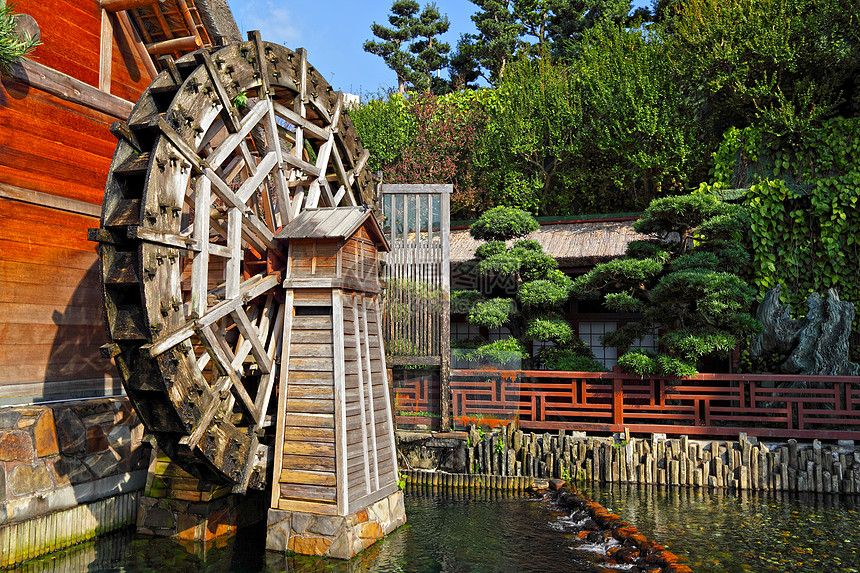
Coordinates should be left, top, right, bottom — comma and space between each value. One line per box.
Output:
750, 285, 859, 376
572, 194, 761, 376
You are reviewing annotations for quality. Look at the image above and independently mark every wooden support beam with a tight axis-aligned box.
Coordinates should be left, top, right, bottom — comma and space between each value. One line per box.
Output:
115, 10, 159, 80
146, 35, 201, 56
7, 58, 133, 119
99, 10, 113, 92
100, 0, 165, 12
175, 0, 203, 44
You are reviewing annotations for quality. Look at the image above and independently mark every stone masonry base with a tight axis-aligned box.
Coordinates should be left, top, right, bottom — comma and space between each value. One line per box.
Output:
266, 489, 407, 559
136, 448, 266, 541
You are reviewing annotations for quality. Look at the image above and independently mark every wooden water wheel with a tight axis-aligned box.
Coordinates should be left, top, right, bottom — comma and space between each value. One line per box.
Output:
92, 33, 374, 493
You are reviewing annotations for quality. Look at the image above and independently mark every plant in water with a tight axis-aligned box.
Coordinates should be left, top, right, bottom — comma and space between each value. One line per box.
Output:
397, 470, 407, 490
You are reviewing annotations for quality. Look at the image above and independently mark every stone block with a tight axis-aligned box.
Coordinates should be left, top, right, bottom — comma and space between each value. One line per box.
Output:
17, 416, 36, 428
54, 410, 86, 455
176, 513, 200, 541
8, 462, 53, 496
289, 535, 332, 556
107, 425, 132, 449
84, 449, 121, 478
34, 409, 59, 457
359, 521, 382, 539
86, 426, 109, 454
0, 411, 20, 429
290, 511, 312, 534
50, 455, 93, 486
0, 465, 5, 502
0, 431, 34, 462
143, 507, 175, 529
308, 515, 343, 537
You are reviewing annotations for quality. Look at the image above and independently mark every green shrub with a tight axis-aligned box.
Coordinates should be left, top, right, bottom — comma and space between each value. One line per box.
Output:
469, 206, 539, 241
517, 250, 559, 282
617, 350, 656, 376
477, 253, 521, 275
626, 240, 672, 260
525, 313, 574, 343
475, 241, 507, 259
512, 239, 542, 252
451, 290, 484, 314
517, 279, 569, 307
542, 350, 606, 372
469, 298, 516, 329
603, 292, 642, 312
453, 337, 528, 367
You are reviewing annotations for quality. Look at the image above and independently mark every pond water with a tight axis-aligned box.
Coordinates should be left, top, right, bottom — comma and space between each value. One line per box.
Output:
582, 483, 860, 573
12, 485, 860, 573
12, 489, 613, 573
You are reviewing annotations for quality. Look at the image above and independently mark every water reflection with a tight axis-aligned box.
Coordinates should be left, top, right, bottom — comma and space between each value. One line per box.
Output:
583, 483, 860, 573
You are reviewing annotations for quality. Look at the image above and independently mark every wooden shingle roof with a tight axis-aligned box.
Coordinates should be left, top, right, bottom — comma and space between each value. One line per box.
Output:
450, 218, 647, 268
276, 207, 390, 250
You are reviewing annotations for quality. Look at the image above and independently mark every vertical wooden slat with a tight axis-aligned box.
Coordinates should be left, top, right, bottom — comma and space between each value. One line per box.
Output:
226, 207, 241, 299
361, 295, 381, 488
352, 294, 372, 495
440, 188, 452, 431
332, 289, 348, 514
270, 290, 293, 509
374, 294, 400, 483
99, 9, 113, 92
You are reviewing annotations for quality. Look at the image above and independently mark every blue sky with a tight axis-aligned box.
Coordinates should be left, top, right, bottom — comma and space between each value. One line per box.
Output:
227, 0, 651, 98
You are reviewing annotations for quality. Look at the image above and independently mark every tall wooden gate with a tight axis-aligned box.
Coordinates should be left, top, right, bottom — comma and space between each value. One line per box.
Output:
380, 184, 451, 430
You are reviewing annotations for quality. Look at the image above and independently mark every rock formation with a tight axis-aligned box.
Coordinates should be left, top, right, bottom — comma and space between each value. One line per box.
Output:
751, 284, 858, 376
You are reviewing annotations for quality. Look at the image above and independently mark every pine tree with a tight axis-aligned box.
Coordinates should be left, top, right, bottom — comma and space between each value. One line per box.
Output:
364, 1, 451, 93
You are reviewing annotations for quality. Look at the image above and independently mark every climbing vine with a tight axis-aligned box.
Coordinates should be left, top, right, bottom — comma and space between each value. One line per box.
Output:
701, 117, 860, 355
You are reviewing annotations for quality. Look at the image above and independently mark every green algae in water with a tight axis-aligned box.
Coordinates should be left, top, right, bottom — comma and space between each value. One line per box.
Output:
583, 483, 860, 573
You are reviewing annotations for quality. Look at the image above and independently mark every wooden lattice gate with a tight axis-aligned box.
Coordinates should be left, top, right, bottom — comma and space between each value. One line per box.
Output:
380, 184, 451, 430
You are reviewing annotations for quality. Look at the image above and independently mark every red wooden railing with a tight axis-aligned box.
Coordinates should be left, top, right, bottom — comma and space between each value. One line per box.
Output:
444, 369, 860, 440
393, 369, 441, 428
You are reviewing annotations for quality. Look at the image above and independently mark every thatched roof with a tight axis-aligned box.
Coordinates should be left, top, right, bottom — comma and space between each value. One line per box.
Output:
450, 218, 648, 268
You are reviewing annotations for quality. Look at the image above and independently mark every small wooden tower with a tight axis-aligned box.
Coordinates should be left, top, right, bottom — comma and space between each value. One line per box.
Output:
267, 207, 405, 558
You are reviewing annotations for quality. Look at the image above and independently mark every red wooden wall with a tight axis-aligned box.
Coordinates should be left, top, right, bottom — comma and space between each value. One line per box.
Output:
0, 1, 156, 404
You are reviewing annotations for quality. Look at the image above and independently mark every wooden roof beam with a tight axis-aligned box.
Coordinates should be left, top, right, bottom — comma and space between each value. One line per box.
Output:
100, 0, 166, 12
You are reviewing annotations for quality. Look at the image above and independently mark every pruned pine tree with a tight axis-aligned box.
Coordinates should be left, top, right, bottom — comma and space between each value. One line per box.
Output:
364, 0, 451, 93
456, 207, 603, 370
453, 0, 523, 85
572, 194, 761, 377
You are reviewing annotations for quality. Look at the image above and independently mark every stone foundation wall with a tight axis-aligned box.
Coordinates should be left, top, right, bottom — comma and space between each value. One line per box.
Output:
266, 489, 407, 559
0, 398, 150, 567
136, 449, 266, 541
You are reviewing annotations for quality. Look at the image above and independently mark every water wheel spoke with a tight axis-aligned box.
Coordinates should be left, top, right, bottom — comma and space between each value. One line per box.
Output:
198, 324, 261, 424
231, 305, 273, 374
